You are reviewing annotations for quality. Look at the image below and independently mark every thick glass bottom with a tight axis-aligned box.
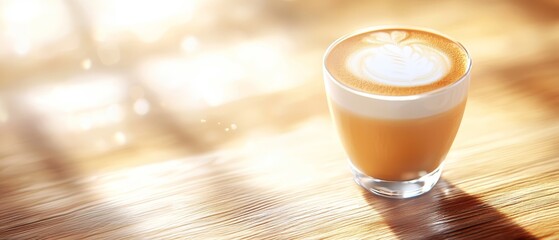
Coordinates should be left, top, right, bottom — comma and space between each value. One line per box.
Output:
350, 161, 442, 199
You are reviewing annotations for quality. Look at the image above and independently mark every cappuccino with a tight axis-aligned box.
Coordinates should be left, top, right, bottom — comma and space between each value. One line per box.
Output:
325, 28, 469, 96
324, 27, 471, 197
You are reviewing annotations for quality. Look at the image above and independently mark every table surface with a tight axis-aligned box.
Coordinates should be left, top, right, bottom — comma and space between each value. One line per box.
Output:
0, 0, 558, 239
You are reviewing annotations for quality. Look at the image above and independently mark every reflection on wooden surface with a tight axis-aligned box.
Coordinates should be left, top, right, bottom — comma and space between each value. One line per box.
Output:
0, 0, 558, 239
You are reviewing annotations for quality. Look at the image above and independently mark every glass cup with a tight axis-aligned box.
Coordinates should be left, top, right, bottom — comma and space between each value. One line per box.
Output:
323, 26, 472, 198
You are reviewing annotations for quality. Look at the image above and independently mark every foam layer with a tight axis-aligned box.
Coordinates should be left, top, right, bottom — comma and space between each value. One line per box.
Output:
347, 30, 450, 87
324, 27, 471, 119
324, 72, 469, 119
325, 28, 469, 96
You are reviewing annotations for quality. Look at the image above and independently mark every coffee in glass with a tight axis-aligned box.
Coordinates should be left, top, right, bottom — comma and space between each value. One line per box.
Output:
323, 26, 471, 198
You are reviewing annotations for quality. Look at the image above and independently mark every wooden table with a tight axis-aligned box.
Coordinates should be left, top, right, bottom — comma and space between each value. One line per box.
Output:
0, 0, 558, 239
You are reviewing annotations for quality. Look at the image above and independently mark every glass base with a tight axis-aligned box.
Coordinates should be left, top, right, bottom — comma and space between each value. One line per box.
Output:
350, 162, 442, 199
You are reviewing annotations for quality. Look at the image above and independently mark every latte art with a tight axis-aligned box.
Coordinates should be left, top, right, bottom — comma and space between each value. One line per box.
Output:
325, 28, 469, 96
323, 27, 472, 198
347, 31, 451, 86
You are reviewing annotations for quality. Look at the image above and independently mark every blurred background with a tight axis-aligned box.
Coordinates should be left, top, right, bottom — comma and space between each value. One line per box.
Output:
1, 0, 556, 175
0, 0, 328, 174
0, 0, 558, 238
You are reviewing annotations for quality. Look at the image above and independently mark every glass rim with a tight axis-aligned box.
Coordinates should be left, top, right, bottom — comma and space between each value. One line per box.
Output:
323, 25, 472, 101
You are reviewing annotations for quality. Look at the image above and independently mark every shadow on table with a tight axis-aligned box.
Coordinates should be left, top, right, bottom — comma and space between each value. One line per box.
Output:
361, 179, 536, 239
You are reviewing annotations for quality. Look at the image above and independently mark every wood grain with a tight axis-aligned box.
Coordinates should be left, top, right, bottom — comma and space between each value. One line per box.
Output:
1, 0, 558, 239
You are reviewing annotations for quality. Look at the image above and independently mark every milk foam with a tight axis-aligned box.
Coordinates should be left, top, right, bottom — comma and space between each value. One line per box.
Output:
324, 27, 471, 119
347, 31, 451, 87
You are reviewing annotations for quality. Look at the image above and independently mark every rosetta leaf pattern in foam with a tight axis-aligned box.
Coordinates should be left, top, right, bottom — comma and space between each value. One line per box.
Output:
349, 31, 450, 87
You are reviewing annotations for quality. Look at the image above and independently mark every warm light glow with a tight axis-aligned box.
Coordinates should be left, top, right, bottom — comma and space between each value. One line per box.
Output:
81, 0, 199, 43
0, 0, 73, 57
133, 98, 150, 115
26, 74, 126, 113
241, 118, 333, 189
22, 74, 127, 132
138, 53, 245, 109
89, 160, 202, 230
63, 104, 124, 131
138, 35, 302, 110
180, 36, 199, 52
81, 58, 92, 70
114, 131, 127, 145
13, 41, 30, 56
232, 37, 301, 93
